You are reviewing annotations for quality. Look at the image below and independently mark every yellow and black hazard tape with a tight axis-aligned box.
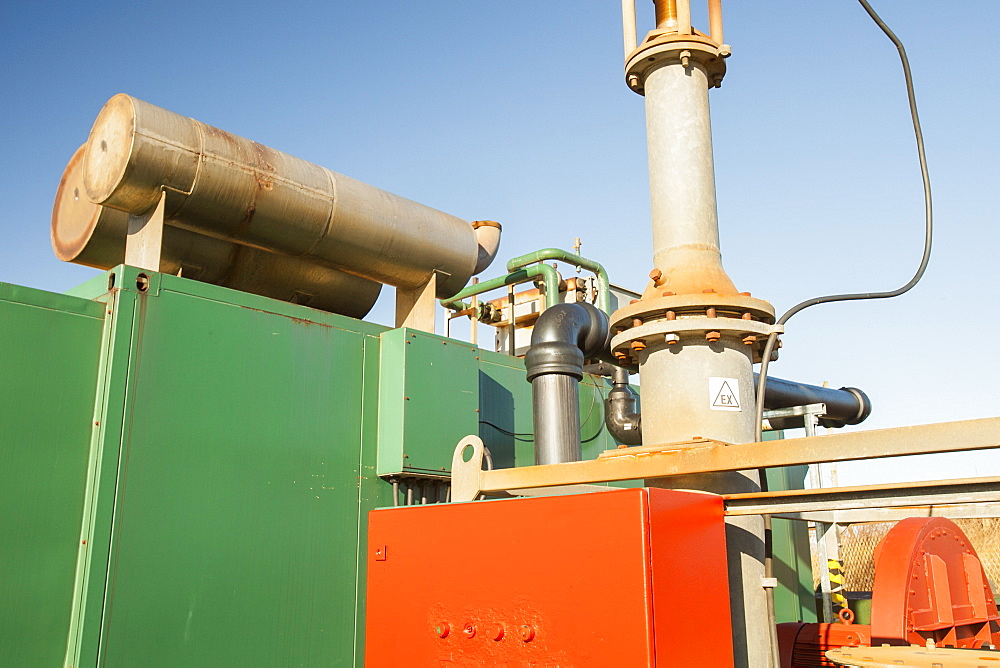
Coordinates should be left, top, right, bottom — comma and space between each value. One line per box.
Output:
828, 559, 848, 608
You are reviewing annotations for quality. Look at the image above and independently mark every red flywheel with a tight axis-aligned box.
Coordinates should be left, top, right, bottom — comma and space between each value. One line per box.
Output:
871, 517, 1000, 649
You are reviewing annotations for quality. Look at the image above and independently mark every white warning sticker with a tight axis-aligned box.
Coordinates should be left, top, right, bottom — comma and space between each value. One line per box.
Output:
709, 377, 741, 411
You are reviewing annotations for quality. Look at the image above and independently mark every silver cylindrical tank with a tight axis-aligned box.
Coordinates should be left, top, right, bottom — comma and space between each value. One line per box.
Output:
53, 146, 382, 318
82, 94, 495, 298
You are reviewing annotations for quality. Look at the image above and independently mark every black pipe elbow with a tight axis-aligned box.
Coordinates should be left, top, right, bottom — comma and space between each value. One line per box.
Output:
525, 303, 611, 382
605, 366, 642, 446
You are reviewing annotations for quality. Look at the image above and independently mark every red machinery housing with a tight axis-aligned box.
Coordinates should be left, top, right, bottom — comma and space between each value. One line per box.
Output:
778, 517, 1000, 667
364, 488, 733, 666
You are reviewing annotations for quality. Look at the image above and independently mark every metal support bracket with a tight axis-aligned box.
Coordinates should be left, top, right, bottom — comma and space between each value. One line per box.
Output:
762, 402, 826, 425
125, 189, 167, 271
448, 417, 1000, 502
396, 272, 438, 333
724, 477, 1000, 518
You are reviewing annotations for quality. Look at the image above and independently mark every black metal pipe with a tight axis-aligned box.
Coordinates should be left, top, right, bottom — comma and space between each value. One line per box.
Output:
587, 368, 871, 445
525, 303, 611, 465
758, 375, 871, 430
584, 362, 643, 444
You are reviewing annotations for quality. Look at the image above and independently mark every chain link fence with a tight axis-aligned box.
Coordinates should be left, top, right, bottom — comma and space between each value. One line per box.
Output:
833, 518, 1000, 595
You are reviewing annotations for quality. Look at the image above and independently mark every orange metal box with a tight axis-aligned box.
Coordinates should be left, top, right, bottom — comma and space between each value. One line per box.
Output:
364, 487, 733, 667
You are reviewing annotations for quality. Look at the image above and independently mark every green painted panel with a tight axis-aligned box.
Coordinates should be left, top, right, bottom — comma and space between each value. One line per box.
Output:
96, 276, 371, 666
353, 334, 393, 667
73, 280, 142, 666
478, 356, 533, 469
478, 350, 619, 469
0, 284, 105, 667
68, 266, 388, 339
377, 329, 480, 476
64, 270, 114, 300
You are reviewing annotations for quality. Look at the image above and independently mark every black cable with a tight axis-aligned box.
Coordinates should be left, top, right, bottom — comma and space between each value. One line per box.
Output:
754, 6, 932, 657
754, 5, 934, 665
753, 0, 933, 443
480, 379, 606, 441
479, 420, 534, 438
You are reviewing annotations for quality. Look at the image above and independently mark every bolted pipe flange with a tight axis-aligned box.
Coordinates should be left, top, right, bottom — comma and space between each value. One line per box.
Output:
609, 293, 778, 366
625, 32, 730, 95
610, 293, 775, 330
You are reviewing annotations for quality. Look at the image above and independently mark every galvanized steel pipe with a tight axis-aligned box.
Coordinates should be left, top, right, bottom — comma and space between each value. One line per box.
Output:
633, 44, 773, 667
53, 146, 381, 317
645, 61, 736, 295
82, 94, 500, 298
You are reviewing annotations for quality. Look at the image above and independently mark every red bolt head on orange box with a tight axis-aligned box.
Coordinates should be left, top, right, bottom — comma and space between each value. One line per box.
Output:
364, 487, 733, 666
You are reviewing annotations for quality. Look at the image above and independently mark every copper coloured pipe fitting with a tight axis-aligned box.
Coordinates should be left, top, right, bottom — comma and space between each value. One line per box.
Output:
653, 0, 677, 29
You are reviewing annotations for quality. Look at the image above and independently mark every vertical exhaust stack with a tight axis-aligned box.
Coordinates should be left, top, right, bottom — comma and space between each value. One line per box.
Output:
614, 2, 778, 666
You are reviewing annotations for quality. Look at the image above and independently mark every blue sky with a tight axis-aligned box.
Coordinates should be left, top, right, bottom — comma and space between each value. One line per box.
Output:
2, 1, 997, 483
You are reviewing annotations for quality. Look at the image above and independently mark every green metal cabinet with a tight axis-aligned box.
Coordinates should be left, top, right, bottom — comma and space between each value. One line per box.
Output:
3, 268, 393, 667
377, 329, 480, 476
93, 269, 381, 666
2, 264, 801, 665
0, 284, 105, 667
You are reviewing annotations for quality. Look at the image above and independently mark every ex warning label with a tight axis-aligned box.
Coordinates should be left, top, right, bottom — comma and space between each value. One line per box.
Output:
709, 377, 741, 411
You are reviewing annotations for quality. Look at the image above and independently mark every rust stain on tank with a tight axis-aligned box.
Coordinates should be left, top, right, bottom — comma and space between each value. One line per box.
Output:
252, 141, 277, 190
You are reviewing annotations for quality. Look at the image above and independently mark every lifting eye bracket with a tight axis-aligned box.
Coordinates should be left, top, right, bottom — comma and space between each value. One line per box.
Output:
450, 435, 487, 502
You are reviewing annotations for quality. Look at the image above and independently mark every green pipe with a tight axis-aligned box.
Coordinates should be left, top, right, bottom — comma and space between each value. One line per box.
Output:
440, 264, 560, 311
505, 248, 611, 314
